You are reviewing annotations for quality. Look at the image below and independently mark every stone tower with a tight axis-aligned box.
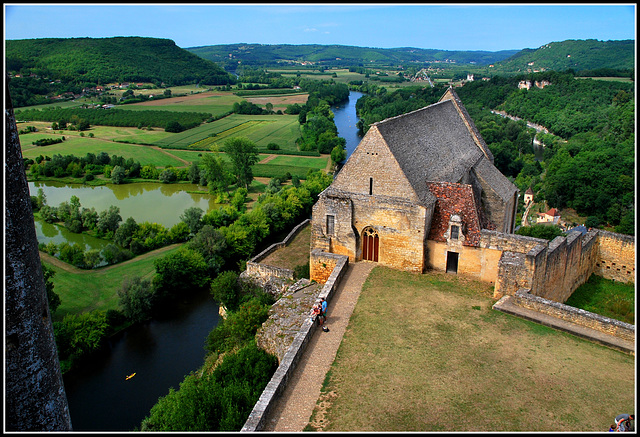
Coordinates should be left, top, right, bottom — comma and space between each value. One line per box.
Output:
5, 76, 73, 430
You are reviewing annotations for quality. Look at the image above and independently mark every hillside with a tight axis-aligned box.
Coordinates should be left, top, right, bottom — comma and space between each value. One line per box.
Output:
6, 37, 237, 106
186, 43, 519, 68
496, 39, 634, 74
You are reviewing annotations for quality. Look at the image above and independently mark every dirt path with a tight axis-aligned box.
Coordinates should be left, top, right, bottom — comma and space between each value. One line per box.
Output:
262, 261, 375, 432
258, 154, 278, 164
39, 243, 182, 274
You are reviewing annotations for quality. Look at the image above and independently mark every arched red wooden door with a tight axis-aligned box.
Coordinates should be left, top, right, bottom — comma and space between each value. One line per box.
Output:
362, 227, 379, 262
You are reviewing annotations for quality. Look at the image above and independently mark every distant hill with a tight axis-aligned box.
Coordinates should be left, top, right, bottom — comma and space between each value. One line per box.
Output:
6, 37, 236, 86
186, 43, 520, 68
496, 39, 634, 73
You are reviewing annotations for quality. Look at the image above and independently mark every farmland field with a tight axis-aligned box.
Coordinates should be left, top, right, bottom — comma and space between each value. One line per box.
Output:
21, 136, 185, 168
152, 114, 301, 152
124, 91, 242, 116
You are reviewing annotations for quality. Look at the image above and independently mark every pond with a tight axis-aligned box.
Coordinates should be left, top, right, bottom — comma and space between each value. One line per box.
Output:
29, 180, 221, 230
29, 181, 223, 262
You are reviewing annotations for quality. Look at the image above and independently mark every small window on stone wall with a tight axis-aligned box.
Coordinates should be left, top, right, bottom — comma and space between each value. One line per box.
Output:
369, 177, 373, 195
326, 215, 335, 235
445, 214, 465, 243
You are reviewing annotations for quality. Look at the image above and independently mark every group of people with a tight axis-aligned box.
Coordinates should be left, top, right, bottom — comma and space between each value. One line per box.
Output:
311, 297, 328, 329
609, 414, 634, 432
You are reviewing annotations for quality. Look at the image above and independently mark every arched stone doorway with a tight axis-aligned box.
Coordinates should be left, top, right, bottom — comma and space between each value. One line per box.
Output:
362, 227, 379, 262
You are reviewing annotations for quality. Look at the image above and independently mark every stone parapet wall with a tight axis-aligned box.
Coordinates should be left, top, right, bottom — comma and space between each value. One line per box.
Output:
310, 249, 344, 284
250, 219, 311, 264
512, 289, 635, 343
242, 252, 349, 432
246, 262, 295, 281
494, 251, 530, 298
595, 230, 635, 284
490, 228, 631, 303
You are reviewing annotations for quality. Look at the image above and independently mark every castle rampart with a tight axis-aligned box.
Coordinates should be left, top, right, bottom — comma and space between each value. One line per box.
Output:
594, 230, 635, 283
493, 229, 633, 303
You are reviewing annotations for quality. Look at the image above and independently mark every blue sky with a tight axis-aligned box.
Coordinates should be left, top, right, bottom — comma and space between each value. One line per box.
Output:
4, 3, 636, 51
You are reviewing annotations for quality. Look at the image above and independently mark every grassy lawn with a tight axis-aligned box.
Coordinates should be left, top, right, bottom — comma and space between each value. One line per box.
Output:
44, 244, 182, 322
564, 274, 635, 324
307, 266, 635, 432
260, 223, 311, 271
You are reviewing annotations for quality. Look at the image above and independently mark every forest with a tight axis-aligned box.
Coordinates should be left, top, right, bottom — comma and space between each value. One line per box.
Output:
353, 71, 635, 235
6, 37, 237, 107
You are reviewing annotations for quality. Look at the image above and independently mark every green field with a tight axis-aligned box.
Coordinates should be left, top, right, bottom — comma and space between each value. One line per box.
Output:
22, 138, 185, 168
43, 244, 182, 322
152, 114, 301, 152
19, 85, 326, 181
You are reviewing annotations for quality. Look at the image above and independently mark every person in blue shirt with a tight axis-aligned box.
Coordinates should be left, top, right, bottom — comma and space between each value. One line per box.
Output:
320, 298, 328, 325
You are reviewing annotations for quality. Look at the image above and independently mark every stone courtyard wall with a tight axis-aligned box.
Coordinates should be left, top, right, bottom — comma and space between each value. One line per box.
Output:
594, 230, 636, 283
512, 289, 635, 343
491, 229, 633, 303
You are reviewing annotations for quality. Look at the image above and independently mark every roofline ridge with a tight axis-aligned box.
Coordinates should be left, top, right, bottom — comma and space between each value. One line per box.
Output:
370, 99, 452, 127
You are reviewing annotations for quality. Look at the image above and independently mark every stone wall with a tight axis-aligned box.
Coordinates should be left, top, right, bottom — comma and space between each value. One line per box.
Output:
251, 219, 311, 264
491, 228, 633, 303
5, 76, 72, 431
242, 219, 311, 295
242, 252, 349, 432
426, 240, 503, 284
594, 230, 635, 283
511, 289, 635, 343
311, 188, 431, 273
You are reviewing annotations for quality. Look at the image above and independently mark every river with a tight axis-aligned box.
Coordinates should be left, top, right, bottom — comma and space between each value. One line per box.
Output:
332, 90, 364, 161
55, 90, 365, 431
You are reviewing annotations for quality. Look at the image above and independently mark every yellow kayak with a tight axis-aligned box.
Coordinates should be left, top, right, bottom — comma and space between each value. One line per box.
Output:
125, 373, 136, 380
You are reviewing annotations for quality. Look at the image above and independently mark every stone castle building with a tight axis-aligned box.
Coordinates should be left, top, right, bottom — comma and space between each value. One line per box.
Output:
311, 87, 518, 275
310, 88, 635, 301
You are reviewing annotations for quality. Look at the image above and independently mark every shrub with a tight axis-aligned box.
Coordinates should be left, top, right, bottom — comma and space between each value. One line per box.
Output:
294, 261, 310, 280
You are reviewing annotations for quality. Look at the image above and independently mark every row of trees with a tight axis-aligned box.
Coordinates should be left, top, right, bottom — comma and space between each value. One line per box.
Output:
15, 106, 212, 130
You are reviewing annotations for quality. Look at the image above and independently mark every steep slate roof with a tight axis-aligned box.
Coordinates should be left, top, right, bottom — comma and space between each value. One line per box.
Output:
471, 156, 519, 203
438, 87, 495, 162
369, 88, 516, 205
372, 98, 482, 199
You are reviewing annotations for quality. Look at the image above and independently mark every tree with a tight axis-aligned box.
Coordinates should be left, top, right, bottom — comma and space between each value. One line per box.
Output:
111, 165, 126, 184
165, 121, 184, 133
201, 153, 230, 193
187, 225, 227, 275
330, 144, 347, 166
210, 271, 241, 311
118, 276, 157, 323
159, 168, 177, 183
180, 206, 204, 235
515, 224, 564, 241
153, 247, 209, 298
97, 205, 122, 237
41, 263, 61, 313
188, 161, 201, 184
114, 216, 138, 248
224, 137, 259, 190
